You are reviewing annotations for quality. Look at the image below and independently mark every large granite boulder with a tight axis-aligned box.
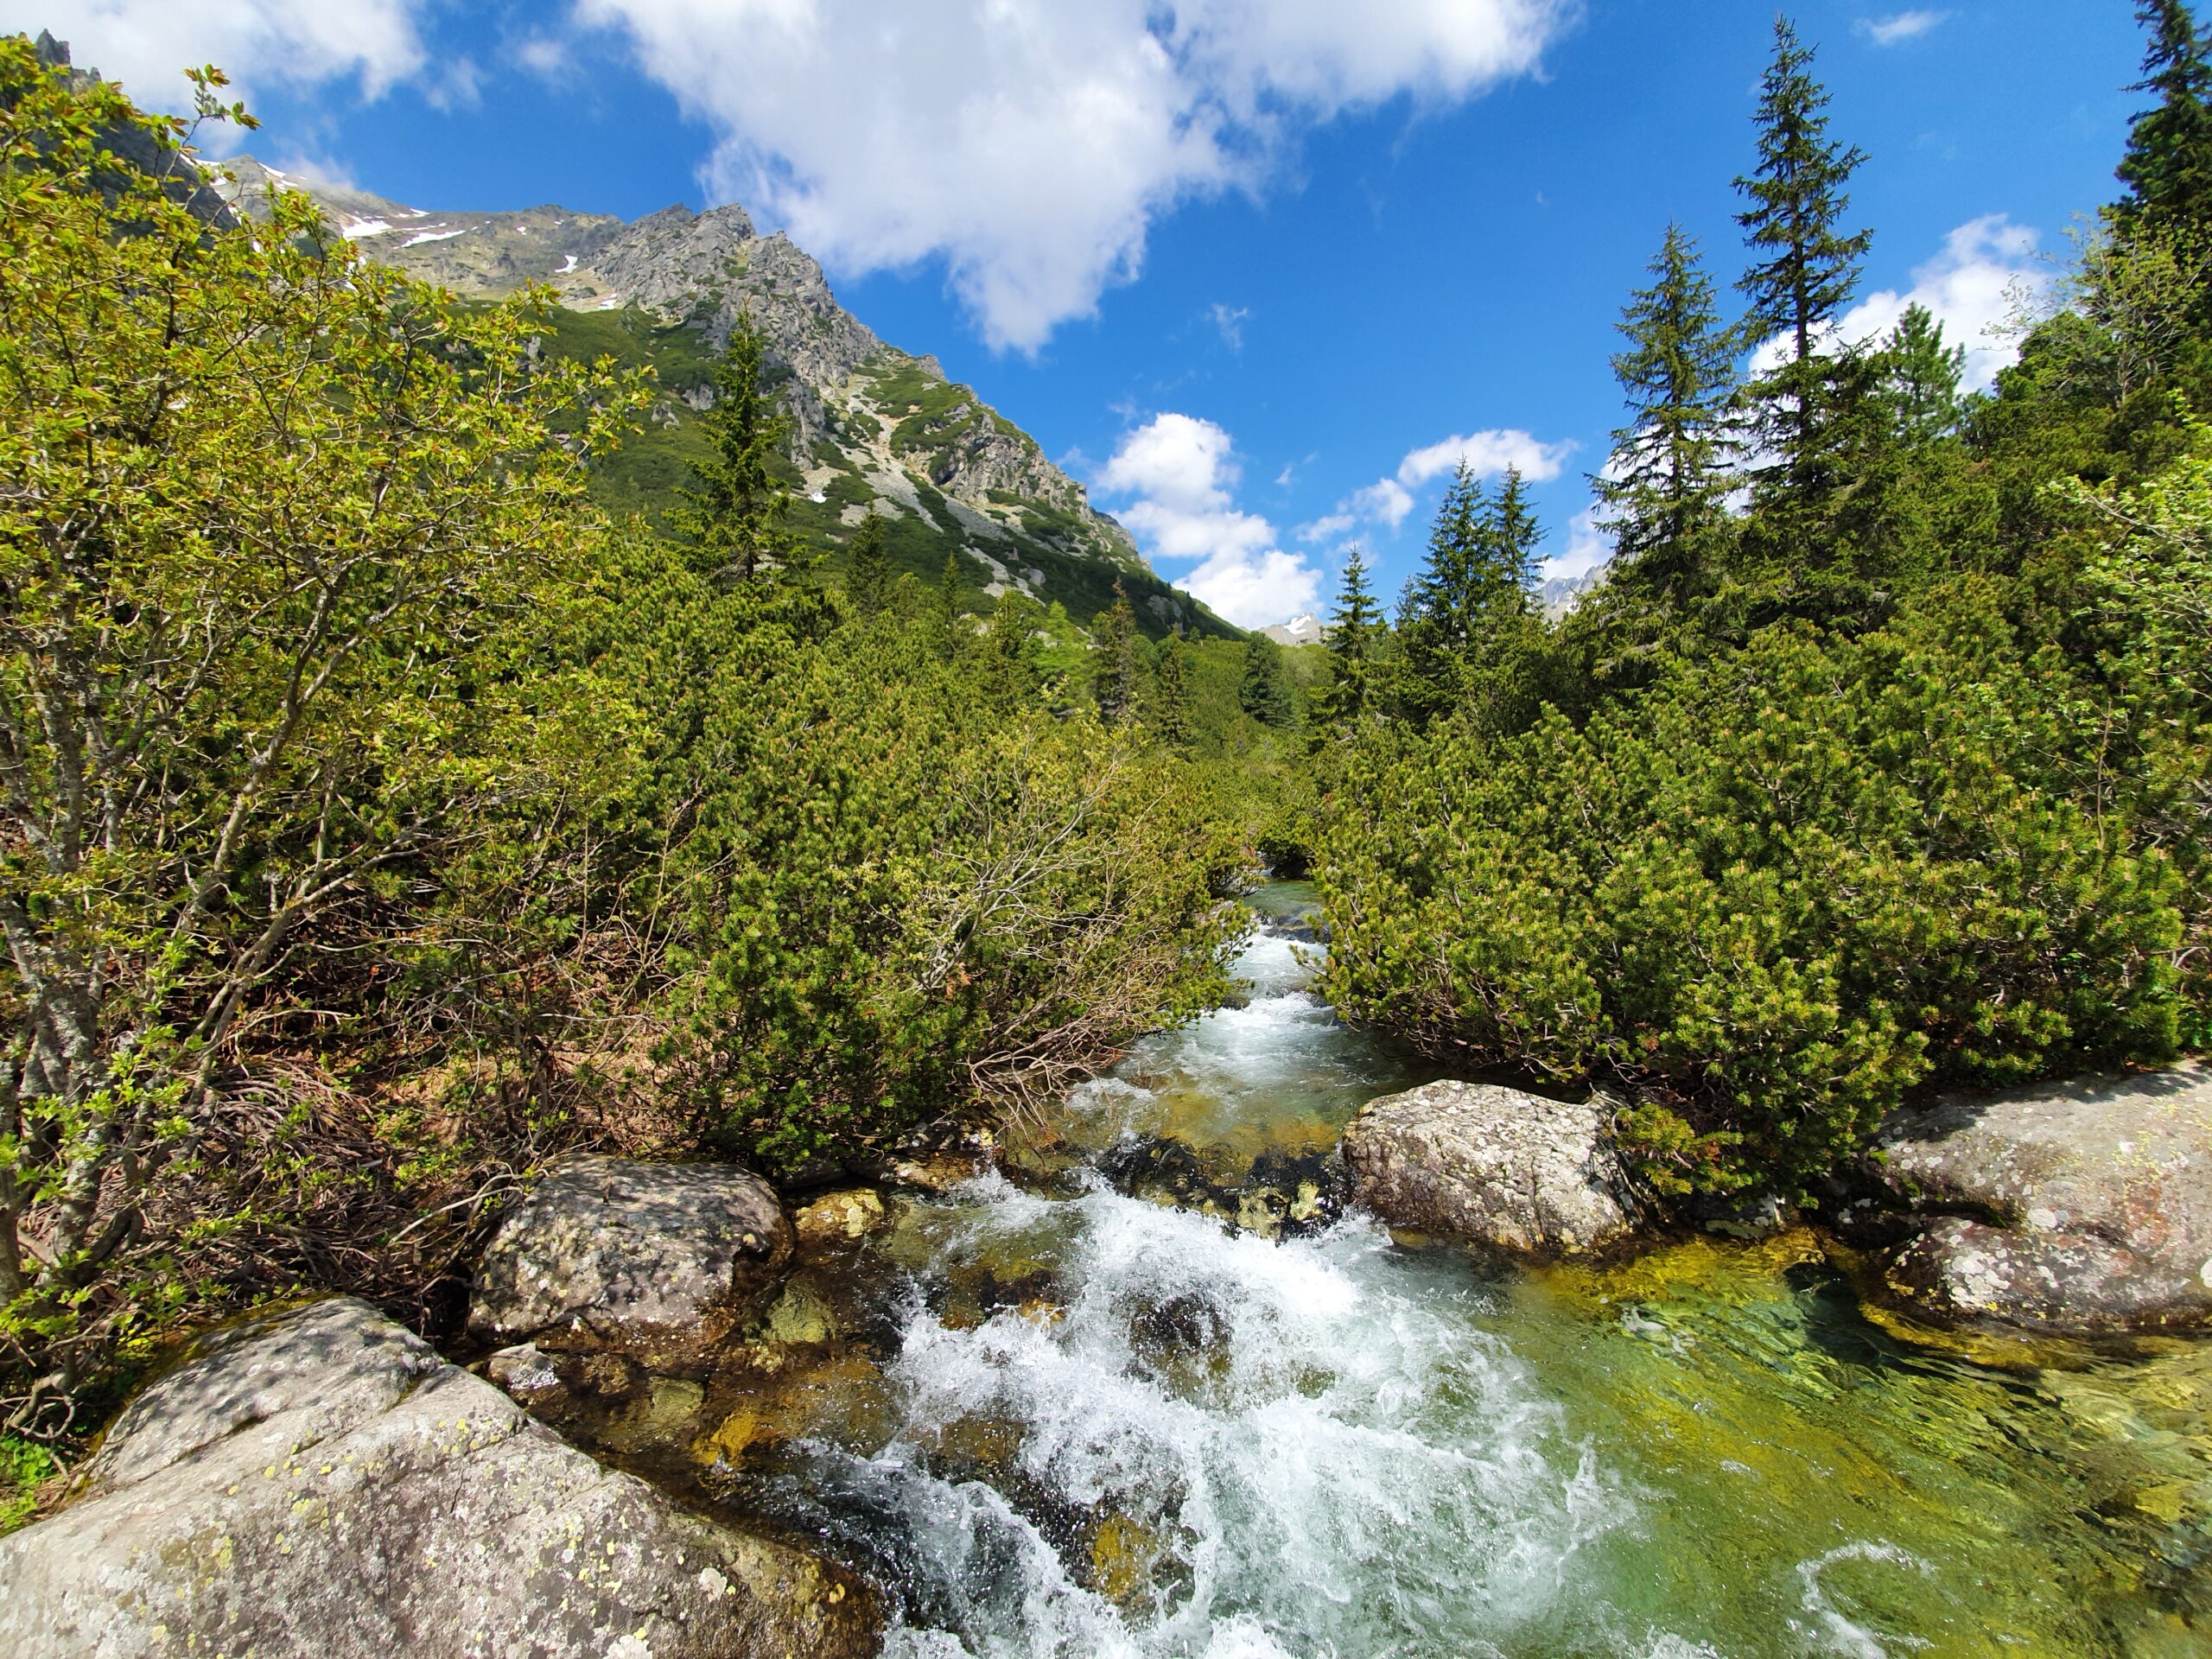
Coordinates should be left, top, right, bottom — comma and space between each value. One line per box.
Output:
1342, 1081, 1635, 1260
1875, 1064, 2212, 1334
0, 1299, 877, 1659
470, 1154, 792, 1367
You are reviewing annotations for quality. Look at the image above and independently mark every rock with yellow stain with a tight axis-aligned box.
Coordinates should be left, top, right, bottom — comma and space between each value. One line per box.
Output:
0, 1299, 878, 1659
467, 1155, 792, 1370
1089, 1513, 1163, 1612
794, 1188, 887, 1247
691, 1356, 891, 1472
1878, 1063, 2212, 1335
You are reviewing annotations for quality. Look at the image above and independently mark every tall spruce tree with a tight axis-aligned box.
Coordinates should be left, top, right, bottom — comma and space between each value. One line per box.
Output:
1310, 550, 1382, 742
1096, 581, 1141, 727
671, 316, 790, 582
1408, 463, 1491, 653
934, 551, 965, 660
1599, 222, 1739, 600
1734, 16, 1872, 505
1150, 631, 1195, 750
1395, 465, 1489, 726
1489, 468, 1543, 605
844, 512, 892, 617
1882, 302, 1966, 446
1237, 632, 1296, 728
2117, 1, 2212, 243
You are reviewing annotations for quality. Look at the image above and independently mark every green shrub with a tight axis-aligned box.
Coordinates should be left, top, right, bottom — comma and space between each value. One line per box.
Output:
1318, 578, 2185, 1194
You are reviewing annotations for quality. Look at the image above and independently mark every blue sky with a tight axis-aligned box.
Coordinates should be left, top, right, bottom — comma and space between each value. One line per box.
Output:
18, 2, 2148, 626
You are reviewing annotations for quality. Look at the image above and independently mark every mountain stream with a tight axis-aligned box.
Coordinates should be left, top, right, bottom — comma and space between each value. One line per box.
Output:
668, 885, 2212, 1656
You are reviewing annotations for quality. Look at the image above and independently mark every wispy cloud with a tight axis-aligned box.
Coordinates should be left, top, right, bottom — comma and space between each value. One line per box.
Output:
1207, 302, 1251, 351
1855, 10, 1949, 48
1301, 429, 1573, 538
571, 0, 1579, 351
36, 0, 428, 137
1096, 412, 1323, 627
1747, 214, 2050, 391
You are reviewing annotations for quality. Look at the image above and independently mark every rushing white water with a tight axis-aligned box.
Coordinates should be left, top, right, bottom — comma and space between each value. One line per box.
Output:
735, 888, 2212, 1656
753, 901, 1688, 1656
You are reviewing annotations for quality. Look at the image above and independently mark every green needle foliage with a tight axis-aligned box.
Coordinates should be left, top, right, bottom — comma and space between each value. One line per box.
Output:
1318, 8, 2212, 1198
1599, 223, 1740, 605
1236, 634, 1296, 728
2117, 0, 2212, 246
671, 315, 791, 583
843, 512, 893, 617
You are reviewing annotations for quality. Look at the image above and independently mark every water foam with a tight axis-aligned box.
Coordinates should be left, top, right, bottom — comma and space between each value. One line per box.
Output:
841, 1178, 1638, 1656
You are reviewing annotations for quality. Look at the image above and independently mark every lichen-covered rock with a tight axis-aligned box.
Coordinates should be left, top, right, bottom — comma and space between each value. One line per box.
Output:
795, 1186, 887, 1247
469, 1154, 791, 1366
1874, 1064, 2212, 1334
1342, 1081, 1634, 1260
0, 1299, 878, 1659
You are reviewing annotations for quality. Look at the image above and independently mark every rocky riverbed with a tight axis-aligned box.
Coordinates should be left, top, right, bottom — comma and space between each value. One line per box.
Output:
9, 883, 2212, 1656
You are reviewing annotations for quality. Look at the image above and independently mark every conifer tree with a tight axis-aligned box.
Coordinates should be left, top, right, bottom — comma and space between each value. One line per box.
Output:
1489, 468, 1543, 604
671, 316, 790, 582
1326, 548, 1382, 657
1237, 632, 1295, 727
1599, 223, 1739, 599
844, 512, 892, 617
1735, 16, 1872, 503
1150, 631, 1195, 750
2116, 1, 2212, 243
1408, 463, 1491, 653
1394, 467, 1486, 727
1882, 302, 1966, 445
1096, 581, 1141, 727
1311, 550, 1382, 742
981, 589, 1045, 708
935, 551, 965, 660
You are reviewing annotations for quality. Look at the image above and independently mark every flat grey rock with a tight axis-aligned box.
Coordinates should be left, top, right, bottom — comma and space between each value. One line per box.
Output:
1876, 1064, 2212, 1333
469, 1154, 792, 1366
1342, 1080, 1634, 1260
0, 1299, 877, 1659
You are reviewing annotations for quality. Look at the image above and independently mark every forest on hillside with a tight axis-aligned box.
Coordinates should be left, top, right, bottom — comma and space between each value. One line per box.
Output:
3, 0, 2211, 1500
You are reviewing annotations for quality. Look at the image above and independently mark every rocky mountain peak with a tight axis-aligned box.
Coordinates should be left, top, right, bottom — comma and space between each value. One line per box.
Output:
205, 155, 1224, 634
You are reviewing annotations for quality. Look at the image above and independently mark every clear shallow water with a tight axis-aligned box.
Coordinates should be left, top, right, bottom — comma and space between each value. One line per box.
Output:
745, 887, 2212, 1656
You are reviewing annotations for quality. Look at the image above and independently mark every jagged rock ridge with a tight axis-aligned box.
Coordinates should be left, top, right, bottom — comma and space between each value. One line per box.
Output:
213, 159, 1216, 630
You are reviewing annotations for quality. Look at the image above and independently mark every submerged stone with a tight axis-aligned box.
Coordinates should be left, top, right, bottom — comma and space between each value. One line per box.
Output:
796, 1186, 888, 1247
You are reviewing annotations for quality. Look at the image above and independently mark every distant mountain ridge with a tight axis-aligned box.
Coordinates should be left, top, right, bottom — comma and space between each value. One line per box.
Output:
214, 158, 1227, 637
1261, 613, 1324, 647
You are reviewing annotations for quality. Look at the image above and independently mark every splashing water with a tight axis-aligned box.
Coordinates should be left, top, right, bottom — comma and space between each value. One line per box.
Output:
733, 885, 2212, 1656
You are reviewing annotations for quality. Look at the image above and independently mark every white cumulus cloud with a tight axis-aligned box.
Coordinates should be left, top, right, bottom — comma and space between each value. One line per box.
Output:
35, 0, 430, 119
1749, 214, 2049, 391
1855, 10, 1949, 48
569, 0, 1574, 350
1096, 412, 1323, 628
1305, 428, 1572, 537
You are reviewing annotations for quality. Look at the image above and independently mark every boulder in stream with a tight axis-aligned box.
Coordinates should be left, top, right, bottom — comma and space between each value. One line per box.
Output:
1874, 1063, 2212, 1335
469, 1154, 791, 1367
0, 1298, 878, 1659
1342, 1080, 1635, 1260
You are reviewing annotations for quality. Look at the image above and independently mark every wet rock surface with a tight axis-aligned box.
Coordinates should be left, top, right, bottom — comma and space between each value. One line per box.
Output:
1873, 1064, 2212, 1334
469, 1154, 791, 1367
1096, 1134, 1350, 1238
1341, 1080, 1636, 1260
0, 1299, 878, 1659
